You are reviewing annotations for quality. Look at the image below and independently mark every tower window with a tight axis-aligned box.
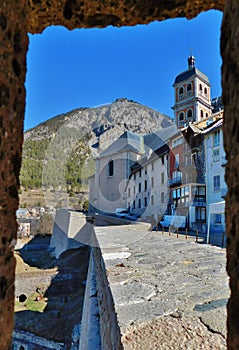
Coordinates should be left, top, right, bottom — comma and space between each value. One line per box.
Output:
206, 112, 209, 118
200, 110, 204, 119
179, 87, 184, 95
187, 109, 193, 120
108, 160, 114, 176
179, 112, 184, 121
199, 83, 202, 91
204, 87, 208, 95
187, 83, 192, 91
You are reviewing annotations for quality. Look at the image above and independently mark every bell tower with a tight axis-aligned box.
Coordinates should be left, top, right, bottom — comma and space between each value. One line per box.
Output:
172, 55, 212, 128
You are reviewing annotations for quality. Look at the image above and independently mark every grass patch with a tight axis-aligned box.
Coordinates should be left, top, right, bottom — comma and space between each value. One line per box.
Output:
15, 292, 47, 313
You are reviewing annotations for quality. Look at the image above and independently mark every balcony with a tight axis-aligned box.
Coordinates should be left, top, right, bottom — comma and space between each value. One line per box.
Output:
169, 174, 182, 187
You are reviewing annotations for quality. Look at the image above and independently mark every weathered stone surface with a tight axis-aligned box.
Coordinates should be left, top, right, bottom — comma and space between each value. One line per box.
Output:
95, 223, 229, 349
0, 1, 28, 349
27, 0, 225, 33
5, 0, 239, 348
221, 1, 239, 349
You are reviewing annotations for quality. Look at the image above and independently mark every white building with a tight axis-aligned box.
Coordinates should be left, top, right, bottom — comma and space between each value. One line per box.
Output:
203, 116, 227, 244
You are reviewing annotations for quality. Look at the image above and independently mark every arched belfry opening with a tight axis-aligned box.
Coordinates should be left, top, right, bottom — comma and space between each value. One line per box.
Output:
3, 1, 239, 349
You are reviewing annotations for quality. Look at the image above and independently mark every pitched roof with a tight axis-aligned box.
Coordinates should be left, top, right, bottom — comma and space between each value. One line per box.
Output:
203, 118, 223, 135
143, 124, 179, 152
99, 131, 143, 157
174, 67, 209, 85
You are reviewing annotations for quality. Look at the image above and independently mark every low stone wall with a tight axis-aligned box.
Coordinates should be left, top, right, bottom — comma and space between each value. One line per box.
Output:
50, 209, 87, 258
80, 246, 123, 350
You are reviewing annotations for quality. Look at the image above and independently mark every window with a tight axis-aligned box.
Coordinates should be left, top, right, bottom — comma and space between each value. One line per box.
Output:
206, 112, 208, 118
145, 166, 147, 175
133, 186, 135, 195
108, 160, 114, 176
144, 197, 148, 207
179, 87, 184, 95
139, 169, 142, 177
187, 109, 193, 119
196, 207, 206, 221
175, 153, 179, 168
179, 112, 184, 121
213, 148, 220, 162
133, 173, 136, 180
214, 213, 222, 224
151, 177, 154, 188
204, 87, 208, 95
194, 186, 206, 202
161, 172, 164, 184
200, 110, 204, 119
151, 162, 154, 171
213, 130, 220, 146
144, 180, 147, 191
138, 198, 141, 209
199, 83, 202, 91
172, 186, 189, 206
139, 183, 141, 192
161, 192, 165, 203
172, 137, 183, 147
162, 155, 164, 165
213, 175, 220, 191
128, 188, 130, 197
151, 195, 154, 205
187, 83, 192, 91
133, 200, 135, 209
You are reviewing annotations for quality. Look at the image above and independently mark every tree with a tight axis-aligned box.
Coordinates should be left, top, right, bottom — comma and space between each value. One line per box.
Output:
38, 213, 53, 236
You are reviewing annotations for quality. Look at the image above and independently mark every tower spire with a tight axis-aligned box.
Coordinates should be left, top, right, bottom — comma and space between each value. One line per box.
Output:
188, 51, 195, 69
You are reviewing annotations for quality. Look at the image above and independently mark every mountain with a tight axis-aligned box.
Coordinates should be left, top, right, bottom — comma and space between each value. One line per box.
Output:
20, 98, 173, 193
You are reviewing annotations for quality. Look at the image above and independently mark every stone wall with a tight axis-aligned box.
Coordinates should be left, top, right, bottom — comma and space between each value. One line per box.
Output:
4, 0, 239, 349
92, 246, 123, 350
50, 209, 87, 258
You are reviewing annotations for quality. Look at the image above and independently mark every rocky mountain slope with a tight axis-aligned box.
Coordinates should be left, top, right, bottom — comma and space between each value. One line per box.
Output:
20, 98, 173, 192
25, 98, 173, 142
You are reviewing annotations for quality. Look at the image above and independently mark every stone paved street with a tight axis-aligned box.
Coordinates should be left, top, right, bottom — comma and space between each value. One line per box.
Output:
95, 222, 229, 349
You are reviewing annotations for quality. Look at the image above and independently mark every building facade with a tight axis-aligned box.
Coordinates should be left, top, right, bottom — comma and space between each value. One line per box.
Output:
89, 56, 226, 238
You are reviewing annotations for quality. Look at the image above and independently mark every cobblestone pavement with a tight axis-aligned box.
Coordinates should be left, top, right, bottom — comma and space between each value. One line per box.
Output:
95, 223, 229, 349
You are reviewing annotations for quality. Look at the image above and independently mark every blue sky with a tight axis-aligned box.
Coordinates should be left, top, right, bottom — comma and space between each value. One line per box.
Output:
25, 10, 223, 130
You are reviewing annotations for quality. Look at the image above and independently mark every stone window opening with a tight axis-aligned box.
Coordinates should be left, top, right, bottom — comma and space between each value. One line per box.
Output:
2, 3, 239, 350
